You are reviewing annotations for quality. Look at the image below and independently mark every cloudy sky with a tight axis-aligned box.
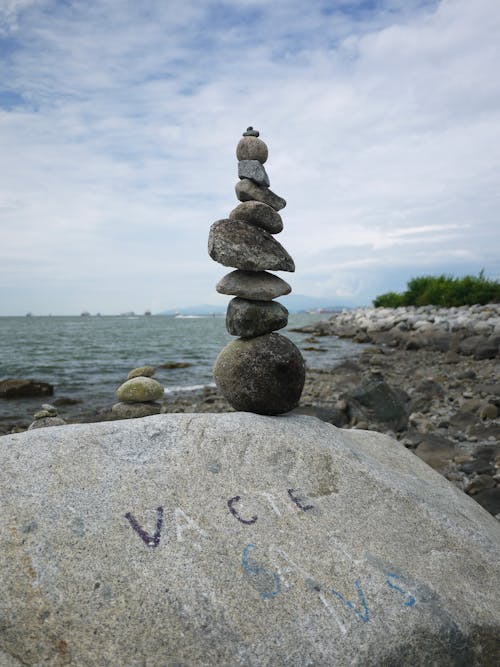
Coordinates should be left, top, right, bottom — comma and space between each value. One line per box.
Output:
1, 0, 499, 315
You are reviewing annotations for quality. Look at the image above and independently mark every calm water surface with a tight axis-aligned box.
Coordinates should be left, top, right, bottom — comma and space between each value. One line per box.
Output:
0, 314, 361, 424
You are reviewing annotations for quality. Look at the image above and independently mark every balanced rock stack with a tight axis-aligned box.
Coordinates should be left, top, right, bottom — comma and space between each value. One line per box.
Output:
28, 403, 66, 430
112, 365, 164, 419
208, 127, 305, 415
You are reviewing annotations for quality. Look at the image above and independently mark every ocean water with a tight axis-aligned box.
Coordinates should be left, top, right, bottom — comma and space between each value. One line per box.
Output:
0, 313, 361, 424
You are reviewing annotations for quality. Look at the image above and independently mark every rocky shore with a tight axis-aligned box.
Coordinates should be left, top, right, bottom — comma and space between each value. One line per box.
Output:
2, 305, 499, 519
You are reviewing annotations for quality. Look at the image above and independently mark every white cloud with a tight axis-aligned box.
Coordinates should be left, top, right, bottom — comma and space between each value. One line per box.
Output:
0, 0, 499, 313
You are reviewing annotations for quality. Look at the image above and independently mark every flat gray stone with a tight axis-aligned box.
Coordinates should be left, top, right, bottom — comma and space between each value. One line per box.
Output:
226, 297, 288, 337
238, 160, 270, 187
214, 332, 305, 414
229, 201, 283, 234
208, 219, 294, 272
216, 270, 291, 300
116, 377, 164, 402
1, 414, 499, 666
236, 179, 286, 211
236, 136, 268, 163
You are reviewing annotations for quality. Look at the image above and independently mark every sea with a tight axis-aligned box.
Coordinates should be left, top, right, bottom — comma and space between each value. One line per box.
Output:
0, 313, 362, 425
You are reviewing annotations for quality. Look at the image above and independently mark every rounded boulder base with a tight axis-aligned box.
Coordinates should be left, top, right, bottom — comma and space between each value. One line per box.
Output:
116, 377, 164, 402
214, 333, 305, 415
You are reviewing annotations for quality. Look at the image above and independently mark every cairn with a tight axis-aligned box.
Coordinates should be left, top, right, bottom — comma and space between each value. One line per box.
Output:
112, 365, 164, 418
208, 127, 305, 415
28, 403, 66, 430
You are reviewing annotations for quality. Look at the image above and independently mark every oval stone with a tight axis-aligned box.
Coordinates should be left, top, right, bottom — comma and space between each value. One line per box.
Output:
226, 297, 288, 337
208, 219, 294, 272
236, 136, 268, 163
127, 365, 156, 380
116, 377, 164, 402
229, 201, 283, 234
214, 333, 305, 415
216, 270, 291, 300
235, 180, 286, 211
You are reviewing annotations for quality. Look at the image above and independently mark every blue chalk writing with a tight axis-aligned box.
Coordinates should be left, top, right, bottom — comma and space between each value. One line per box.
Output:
330, 579, 370, 623
242, 543, 281, 600
385, 572, 416, 607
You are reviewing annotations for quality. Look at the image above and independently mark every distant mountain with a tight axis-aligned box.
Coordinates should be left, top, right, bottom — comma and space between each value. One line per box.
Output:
157, 295, 348, 316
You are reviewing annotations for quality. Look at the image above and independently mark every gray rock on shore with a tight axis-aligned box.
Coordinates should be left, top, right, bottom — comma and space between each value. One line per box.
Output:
116, 376, 164, 402
226, 297, 288, 338
216, 270, 291, 300
1, 413, 499, 665
235, 179, 286, 211
208, 219, 295, 272
229, 201, 283, 234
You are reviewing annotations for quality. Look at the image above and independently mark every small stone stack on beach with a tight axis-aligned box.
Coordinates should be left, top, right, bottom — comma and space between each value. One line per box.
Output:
208, 127, 305, 415
28, 403, 66, 430
112, 366, 164, 418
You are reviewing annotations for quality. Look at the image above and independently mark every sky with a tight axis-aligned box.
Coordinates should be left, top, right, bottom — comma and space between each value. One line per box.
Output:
0, 0, 499, 315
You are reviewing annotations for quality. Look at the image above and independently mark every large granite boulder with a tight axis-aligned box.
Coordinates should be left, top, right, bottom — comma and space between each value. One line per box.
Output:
1, 413, 499, 666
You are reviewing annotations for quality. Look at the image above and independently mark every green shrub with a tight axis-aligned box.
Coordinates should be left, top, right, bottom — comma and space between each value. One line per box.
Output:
373, 271, 500, 308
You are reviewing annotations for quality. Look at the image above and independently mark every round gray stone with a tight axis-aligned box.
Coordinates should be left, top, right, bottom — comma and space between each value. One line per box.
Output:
238, 160, 270, 187
235, 180, 286, 211
116, 377, 164, 402
208, 219, 294, 272
127, 365, 156, 380
226, 297, 288, 337
111, 402, 162, 419
216, 270, 291, 300
229, 201, 283, 234
236, 136, 268, 163
214, 333, 305, 414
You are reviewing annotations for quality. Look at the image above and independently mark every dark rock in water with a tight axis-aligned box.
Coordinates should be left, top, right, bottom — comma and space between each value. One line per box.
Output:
235, 179, 286, 211
216, 270, 291, 300
159, 361, 192, 369
214, 333, 305, 414
53, 397, 82, 406
344, 374, 408, 431
229, 201, 283, 234
236, 136, 268, 162
238, 160, 270, 187
208, 219, 294, 272
0, 379, 54, 399
226, 297, 288, 337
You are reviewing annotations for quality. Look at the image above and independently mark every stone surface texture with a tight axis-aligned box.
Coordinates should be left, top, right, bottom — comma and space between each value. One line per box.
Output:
208, 219, 294, 272
116, 377, 164, 402
214, 333, 306, 414
216, 270, 291, 300
229, 201, 283, 234
236, 180, 286, 211
226, 297, 288, 338
111, 401, 162, 418
1, 413, 499, 666
127, 366, 156, 380
238, 160, 270, 187
236, 136, 268, 163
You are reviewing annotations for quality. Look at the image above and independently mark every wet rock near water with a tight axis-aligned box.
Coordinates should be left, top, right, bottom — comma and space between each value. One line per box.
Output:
116, 376, 164, 403
28, 403, 66, 430
0, 378, 54, 399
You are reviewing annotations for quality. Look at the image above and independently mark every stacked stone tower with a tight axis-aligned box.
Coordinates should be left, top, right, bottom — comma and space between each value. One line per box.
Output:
208, 127, 305, 415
